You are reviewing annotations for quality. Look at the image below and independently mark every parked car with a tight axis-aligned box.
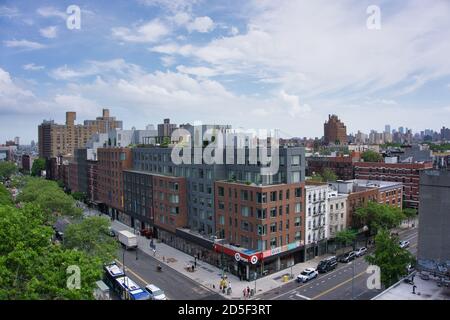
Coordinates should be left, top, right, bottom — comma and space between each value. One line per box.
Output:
338, 251, 356, 263
399, 240, 410, 249
317, 256, 338, 273
354, 247, 367, 257
297, 268, 318, 283
145, 284, 167, 300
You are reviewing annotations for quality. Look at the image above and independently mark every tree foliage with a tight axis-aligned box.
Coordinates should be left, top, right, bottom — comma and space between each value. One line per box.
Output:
365, 229, 415, 288
31, 158, 46, 177
355, 201, 405, 235
335, 229, 358, 247
71, 192, 86, 202
64, 216, 118, 263
0, 161, 17, 181
0, 183, 13, 206
361, 150, 383, 162
0, 204, 102, 299
16, 177, 82, 223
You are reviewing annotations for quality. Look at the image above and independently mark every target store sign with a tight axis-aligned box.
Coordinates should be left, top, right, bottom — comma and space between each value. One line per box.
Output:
214, 243, 262, 264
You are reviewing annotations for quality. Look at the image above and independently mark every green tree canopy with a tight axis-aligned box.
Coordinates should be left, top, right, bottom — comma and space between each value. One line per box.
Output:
335, 228, 358, 247
16, 177, 82, 223
361, 150, 383, 162
0, 204, 102, 299
0, 161, 17, 181
71, 192, 86, 202
64, 216, 118, 263
0, 183, 13, 206
355, 201, 405, 235
31, 158, 46, 177
365, 229, 415, 288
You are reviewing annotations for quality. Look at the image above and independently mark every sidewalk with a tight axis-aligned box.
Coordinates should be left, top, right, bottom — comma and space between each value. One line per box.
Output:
110, 220, 329, 300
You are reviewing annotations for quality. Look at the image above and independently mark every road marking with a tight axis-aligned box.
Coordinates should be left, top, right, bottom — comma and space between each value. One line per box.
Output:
312, 270, 367, 300
115, 259, 149, 286
295, 293, 311, 300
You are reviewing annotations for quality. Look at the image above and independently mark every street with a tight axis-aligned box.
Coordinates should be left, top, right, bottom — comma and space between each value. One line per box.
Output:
256, 227, 418, 300
116, 246, 225, 300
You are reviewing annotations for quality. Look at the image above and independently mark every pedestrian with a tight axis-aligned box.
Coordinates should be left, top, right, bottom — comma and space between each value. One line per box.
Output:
243, 288, 247, 298
194, 260, 197, 268
191, 264, 195, 272
247, 286, 250, 297
153, 248, 156, 256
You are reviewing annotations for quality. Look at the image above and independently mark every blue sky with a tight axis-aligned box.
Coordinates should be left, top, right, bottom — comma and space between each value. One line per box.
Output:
1, 0, 450, 144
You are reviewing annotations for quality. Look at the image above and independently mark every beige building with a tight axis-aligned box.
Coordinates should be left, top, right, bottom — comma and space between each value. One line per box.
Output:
38, 109, 122, 158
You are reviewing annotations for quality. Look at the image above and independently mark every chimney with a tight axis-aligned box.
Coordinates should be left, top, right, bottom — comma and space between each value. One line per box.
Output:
102, 109, 110, 118
66, 112, 76, 126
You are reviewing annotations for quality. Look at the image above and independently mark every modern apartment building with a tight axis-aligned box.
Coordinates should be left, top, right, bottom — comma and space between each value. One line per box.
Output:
323, 114, 347, 145
38, 109, 122, 158
122, 137, 306, 279
354, 161, 433, 209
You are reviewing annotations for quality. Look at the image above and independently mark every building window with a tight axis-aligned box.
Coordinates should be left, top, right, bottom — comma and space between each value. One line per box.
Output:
270, 223, 277, 233
270, 191, 277, 202
291, 155, 300, 165
295, 232, 301, 241
270, 238, 277, 248
295, 203, 302, 213
257, 192, 267, 203
270, 207, 277, 218
295, 187, 302, 197
257, 225, 267, 236
241, 206, 250, 217
257, 208, 267, 219
295, 217, 301, 227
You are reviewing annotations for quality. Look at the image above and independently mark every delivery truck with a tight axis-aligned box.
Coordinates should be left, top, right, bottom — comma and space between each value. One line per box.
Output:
118, 230, 138, 250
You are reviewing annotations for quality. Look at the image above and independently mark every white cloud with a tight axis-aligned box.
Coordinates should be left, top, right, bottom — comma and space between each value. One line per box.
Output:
112, 19, 170, 43
172, 12, 191, 26
40, 26, 58, 39
3, 39, 46, 50
50, 59, 141, 80
187, 16, 214, 33
23, 63, 45, 71
229, 26, 239, 36
161, 56, 176, 67
53, 94, 101, 117
279, 90, 311, 117
37, 7, 66, 20
176, 65, 218, 77
164, 0, 450, 99
0, 6, 19, 18
138, 0, 200, 12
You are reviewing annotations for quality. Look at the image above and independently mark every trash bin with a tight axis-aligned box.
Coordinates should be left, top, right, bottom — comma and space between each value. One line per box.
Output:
282, 275, 289, 282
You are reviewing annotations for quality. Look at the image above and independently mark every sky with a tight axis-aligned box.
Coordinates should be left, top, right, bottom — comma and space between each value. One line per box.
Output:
1, 0, 450, 144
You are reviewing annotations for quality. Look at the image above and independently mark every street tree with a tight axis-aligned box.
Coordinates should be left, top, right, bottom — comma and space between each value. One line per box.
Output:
0, 161, 17, 181
0, 184, 13, 205
361, 150, 383, 162
355, 201, 405, 236
64, 216, 118, 263
365, 228, 415, 288
335, 228, 357, 254
16, 177, 82, 222
0, 203, 102, 299
31, 158, 46, 177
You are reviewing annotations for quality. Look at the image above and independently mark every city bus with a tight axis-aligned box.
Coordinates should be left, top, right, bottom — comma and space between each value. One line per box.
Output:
103, 262, 125, 291
114, 276, 150, 300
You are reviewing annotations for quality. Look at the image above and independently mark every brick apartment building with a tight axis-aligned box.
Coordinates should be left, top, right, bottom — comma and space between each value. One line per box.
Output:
306, 153, 359, 180
214, 181, 305, 276
324, 114, 347, 145
97, 147, 132, 220
354, 162, 433, 209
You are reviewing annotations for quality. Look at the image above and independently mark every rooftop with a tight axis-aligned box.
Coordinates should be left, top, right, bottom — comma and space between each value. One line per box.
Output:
373, 272, 450, 300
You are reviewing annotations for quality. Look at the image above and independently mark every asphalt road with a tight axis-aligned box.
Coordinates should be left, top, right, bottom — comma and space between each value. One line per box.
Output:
116, 247, 224, 300
257, 227, 418, 300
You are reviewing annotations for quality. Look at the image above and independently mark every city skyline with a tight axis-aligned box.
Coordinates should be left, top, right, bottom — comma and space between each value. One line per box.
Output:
1, 0, 450, 144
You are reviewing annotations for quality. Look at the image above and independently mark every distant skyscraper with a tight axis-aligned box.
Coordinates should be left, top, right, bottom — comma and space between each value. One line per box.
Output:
14, 136, 20, 146
399, 127, 404, 134
384, 125, 390, 134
